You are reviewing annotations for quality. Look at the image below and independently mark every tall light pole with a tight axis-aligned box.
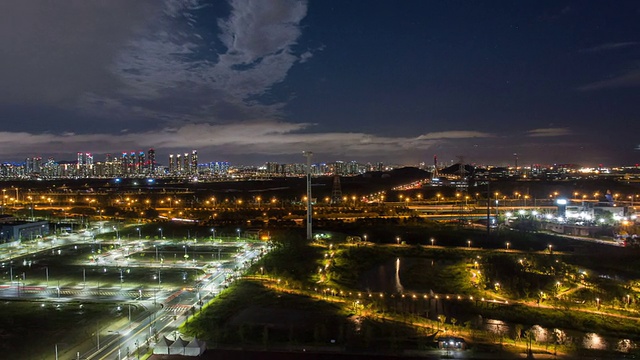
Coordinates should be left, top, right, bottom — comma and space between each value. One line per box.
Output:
303, 151, 313, 241
158, 228, 163, 239
136, 227, 141, 239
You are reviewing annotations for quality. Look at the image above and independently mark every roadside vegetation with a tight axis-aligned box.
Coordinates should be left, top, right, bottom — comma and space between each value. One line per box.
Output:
184, 224, 640, 357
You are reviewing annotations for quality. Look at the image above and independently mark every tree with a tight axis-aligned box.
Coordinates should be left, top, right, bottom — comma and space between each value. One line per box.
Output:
514, 324, 523, 344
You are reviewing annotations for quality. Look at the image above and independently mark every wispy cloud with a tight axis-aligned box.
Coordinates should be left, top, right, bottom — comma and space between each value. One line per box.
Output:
526, 128, 571, 137
83, 0, 311, 124
0, 123, 500, 159
581, 42, 639, 53
578, 69, 640, 91
417, 131, 494, 140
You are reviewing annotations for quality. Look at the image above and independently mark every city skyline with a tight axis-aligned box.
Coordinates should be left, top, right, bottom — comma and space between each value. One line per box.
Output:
0, 1, 639, 165
13, 147, 640, 169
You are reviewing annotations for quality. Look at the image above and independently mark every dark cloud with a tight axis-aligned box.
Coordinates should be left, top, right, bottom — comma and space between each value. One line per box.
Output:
0, 1, 155, 105
0, 1, 637, 166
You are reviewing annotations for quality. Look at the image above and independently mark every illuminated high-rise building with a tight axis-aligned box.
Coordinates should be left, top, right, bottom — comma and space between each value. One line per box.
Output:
129, 152, 136, 173
148, 148, 156, 174
113, 156, 122, 176
122, 152, 129, 174
84, 153, 93, 177
191, 150, 198, 175
169, 154, 175, 174
104, 154, 113, 177
137, 151, 145, 174
183, 153, 189, 173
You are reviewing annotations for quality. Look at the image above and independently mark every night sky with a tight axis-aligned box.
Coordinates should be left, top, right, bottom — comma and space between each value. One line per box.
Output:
0, 0, 638, 166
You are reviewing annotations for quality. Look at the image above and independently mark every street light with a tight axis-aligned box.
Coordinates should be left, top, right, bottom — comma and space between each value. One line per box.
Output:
136, 227, 141, 239
396, 236, 400, 245
506, 242, 510, 250
236, 228, 241, 239
158, 228, 163, 239
467, 240, 471, 248
430, 237, 435, 246
210, 228, 215, 240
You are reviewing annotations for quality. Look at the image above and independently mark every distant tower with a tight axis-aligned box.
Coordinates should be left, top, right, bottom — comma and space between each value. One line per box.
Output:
457, 156, 466, 180
513, 153, 518, 176
303, 151, 313, 241
137, 151, 145, 174
130, 152, 136, 173
432, 155, 439, 180
331, 175, 343, 205
122, 152, 128, 174
456, 155, 467, 224
148, 148, 156, 174
191, 150, 198, 175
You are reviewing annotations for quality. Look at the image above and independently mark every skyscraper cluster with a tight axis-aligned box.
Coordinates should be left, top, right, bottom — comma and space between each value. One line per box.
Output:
168, 150, 198, 176
2, 149, 156, 179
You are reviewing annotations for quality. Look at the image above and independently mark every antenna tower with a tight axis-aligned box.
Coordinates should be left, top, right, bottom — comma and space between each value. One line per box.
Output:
331, 175, 342, 205
431, 155, 439, 180
303, 151, 313, 241
457, 156, 466, 180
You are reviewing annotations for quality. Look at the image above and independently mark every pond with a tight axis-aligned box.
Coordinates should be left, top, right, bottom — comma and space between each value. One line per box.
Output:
359, 257, 465, 294
358, 257, 639, 354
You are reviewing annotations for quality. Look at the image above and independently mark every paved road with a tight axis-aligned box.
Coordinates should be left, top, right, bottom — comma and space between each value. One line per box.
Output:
0, 230, 267, 360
